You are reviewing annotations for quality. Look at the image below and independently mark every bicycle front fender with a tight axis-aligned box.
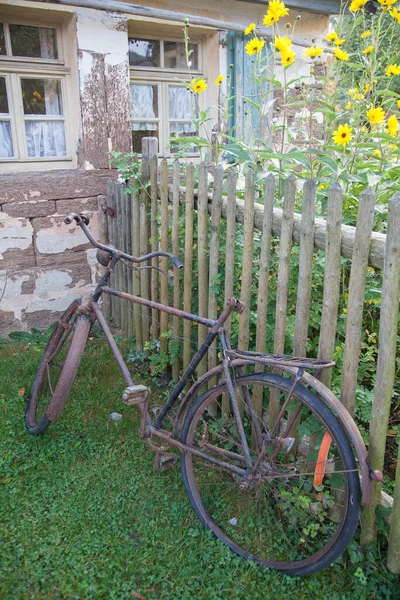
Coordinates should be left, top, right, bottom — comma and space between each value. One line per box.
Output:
173, 359, 373, 507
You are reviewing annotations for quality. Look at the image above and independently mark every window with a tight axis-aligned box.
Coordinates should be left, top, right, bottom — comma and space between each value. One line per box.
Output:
129, 37, 202, 156
0, 19, 74, 167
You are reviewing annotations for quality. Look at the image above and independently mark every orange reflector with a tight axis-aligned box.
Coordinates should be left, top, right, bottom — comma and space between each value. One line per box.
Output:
313, 431, 332, 488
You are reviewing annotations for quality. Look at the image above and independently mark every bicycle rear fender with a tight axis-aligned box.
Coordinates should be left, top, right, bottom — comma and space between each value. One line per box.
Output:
173, 359, 373, 506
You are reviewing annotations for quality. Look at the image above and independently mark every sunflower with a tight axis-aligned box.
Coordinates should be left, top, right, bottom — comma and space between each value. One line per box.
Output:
373, 149, 382, 158
274, 35, 292, 53
281, 48, 295, 66
215, 75, 224, 86
304, 46, 324, 59
390, 7, 400, 23
366, 106, 386, 125
334, 38, 346, 46
361, 30, 372, 39
332, 123, 353, 146
386, 64, 400, 77
334, 47, 350, 61
190, 79, 208, 94
326, 32, 339, 43
350, 0, 368, 11
362, 45, 374, 55
387, 114, 399, 137
244, 23, 256, 35
378, 0, 397, 8
346, 101, 352, 110
263, 0, 289, 26
245, 37, 265, 55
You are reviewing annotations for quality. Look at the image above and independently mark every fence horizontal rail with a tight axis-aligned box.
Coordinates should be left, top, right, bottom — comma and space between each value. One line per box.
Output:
162, 183, 386, 270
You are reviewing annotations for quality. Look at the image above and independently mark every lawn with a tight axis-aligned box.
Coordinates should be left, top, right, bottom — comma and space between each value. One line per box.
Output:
0, 337, 397, 600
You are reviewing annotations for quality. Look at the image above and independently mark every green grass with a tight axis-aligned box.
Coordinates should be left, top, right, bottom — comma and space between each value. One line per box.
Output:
0, 339, 397, 600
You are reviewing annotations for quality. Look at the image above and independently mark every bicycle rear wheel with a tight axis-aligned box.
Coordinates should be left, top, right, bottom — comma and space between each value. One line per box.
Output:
25, 299, 91, 435
180, 373, 360, 576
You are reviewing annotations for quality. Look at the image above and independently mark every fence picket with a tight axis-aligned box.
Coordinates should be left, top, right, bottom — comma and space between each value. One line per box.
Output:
207, 165, 224, 389
238, 168, 255, 353
294, 179, 316, 356
140, 153, 151, 345
197, 163, 209, 378
172, 159, 181, 382
340, 186, 376, 414
116, 184, 126, 333
224, 169, 238, 340
317, 183, 343, 388
98, 194, 111, 320
159, 159, 169, 354
132, 188, 142, 351
252, 174, 275, 423
183, 164, 195, 375
150, 154, 159, 340
268, 175, 296, 423
362, 194, 400, 548
107, 180, 119, 327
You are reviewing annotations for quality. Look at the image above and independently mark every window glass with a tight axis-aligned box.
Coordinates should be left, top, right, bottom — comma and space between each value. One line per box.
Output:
0, 23, 6, 55
10, 25, 58, 59
128, 39, 160, 67
25, 121, 66, 157
21, 78, 63, 116
130, 84, 158, 119
164, 42, 198, 70
0, 77, 9, 113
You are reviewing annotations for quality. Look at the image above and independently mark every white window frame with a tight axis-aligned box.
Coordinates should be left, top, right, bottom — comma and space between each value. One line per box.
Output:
0, 17, 75, 169
129, 35, 204, 158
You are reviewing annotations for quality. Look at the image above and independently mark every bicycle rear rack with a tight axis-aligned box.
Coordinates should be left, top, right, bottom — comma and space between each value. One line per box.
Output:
225, 350, 335, 371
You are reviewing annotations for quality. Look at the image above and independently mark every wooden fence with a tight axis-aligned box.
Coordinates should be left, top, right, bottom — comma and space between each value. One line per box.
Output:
98, 138, 400, 572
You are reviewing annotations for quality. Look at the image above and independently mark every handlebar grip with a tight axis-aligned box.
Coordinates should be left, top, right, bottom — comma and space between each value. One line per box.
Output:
172, 257, 184, 270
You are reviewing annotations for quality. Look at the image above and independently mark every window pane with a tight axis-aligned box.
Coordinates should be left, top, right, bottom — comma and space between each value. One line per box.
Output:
130, 84, 158, 119
10, 25, 58, 59
169, 86, 196, 121
132, 125, 159, 154
128, 39, 160, 67
0, 121, 14, 157
0, 77, 9, 114
25, 121, 66, 157
0, 23, 6, 55
22, 79, 63, 116
164, 42, 198, 70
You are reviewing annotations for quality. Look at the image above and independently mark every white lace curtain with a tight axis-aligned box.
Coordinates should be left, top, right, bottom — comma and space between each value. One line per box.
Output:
130, 84, 157, 130
169, 86, 196, 134
0, 121, 13, 157
25, 79, 66, 158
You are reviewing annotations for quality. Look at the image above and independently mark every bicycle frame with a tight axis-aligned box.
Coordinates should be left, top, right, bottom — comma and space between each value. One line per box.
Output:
67, 214, 376, 505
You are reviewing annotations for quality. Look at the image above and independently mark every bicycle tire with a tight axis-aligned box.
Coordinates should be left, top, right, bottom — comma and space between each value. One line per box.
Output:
180, 372, 360, 576
25, 300, 91, 435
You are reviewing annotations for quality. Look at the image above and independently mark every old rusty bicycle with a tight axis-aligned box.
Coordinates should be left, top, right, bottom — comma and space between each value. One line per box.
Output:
25, 212, 380, 576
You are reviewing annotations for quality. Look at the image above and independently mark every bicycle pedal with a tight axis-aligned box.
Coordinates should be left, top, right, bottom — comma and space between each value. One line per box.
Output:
122, 385, 150, 406
154, 453, 178, 471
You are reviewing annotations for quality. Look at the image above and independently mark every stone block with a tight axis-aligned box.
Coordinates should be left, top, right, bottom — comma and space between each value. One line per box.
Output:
56, 196, 99, 215
3, 200, 57, 219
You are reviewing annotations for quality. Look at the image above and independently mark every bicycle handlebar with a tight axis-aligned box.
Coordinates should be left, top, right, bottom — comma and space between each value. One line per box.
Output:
64, 212, 184, 270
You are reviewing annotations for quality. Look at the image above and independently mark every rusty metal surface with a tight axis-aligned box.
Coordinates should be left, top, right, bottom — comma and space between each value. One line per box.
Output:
172, 358, 372, 506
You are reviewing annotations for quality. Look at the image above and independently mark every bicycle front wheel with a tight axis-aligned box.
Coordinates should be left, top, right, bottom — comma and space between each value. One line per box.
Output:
25, 300, 91, 435
180, 373, 360, 576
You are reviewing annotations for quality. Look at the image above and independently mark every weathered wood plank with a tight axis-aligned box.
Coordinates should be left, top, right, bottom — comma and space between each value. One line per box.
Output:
361, 194, 400, 547
238, 168, 255, 353
268, 174, 296, 424
207, 165, 224, 389
294, 179, 316, 357
183, 164, 195, 375
317, 183, 343, 388
98, 194, 111, 319
172, 159, 181, 383
132, 188, 143, 351
223, 169, 238, 340
197, 163, 209, 378
150, 154, 159, 341
163, 185, 386, 269
340, 186, 376, 415
159, 159, 169, 354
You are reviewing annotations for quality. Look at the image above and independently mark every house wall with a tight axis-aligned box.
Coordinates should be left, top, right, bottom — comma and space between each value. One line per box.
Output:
0, 0, 330, 336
